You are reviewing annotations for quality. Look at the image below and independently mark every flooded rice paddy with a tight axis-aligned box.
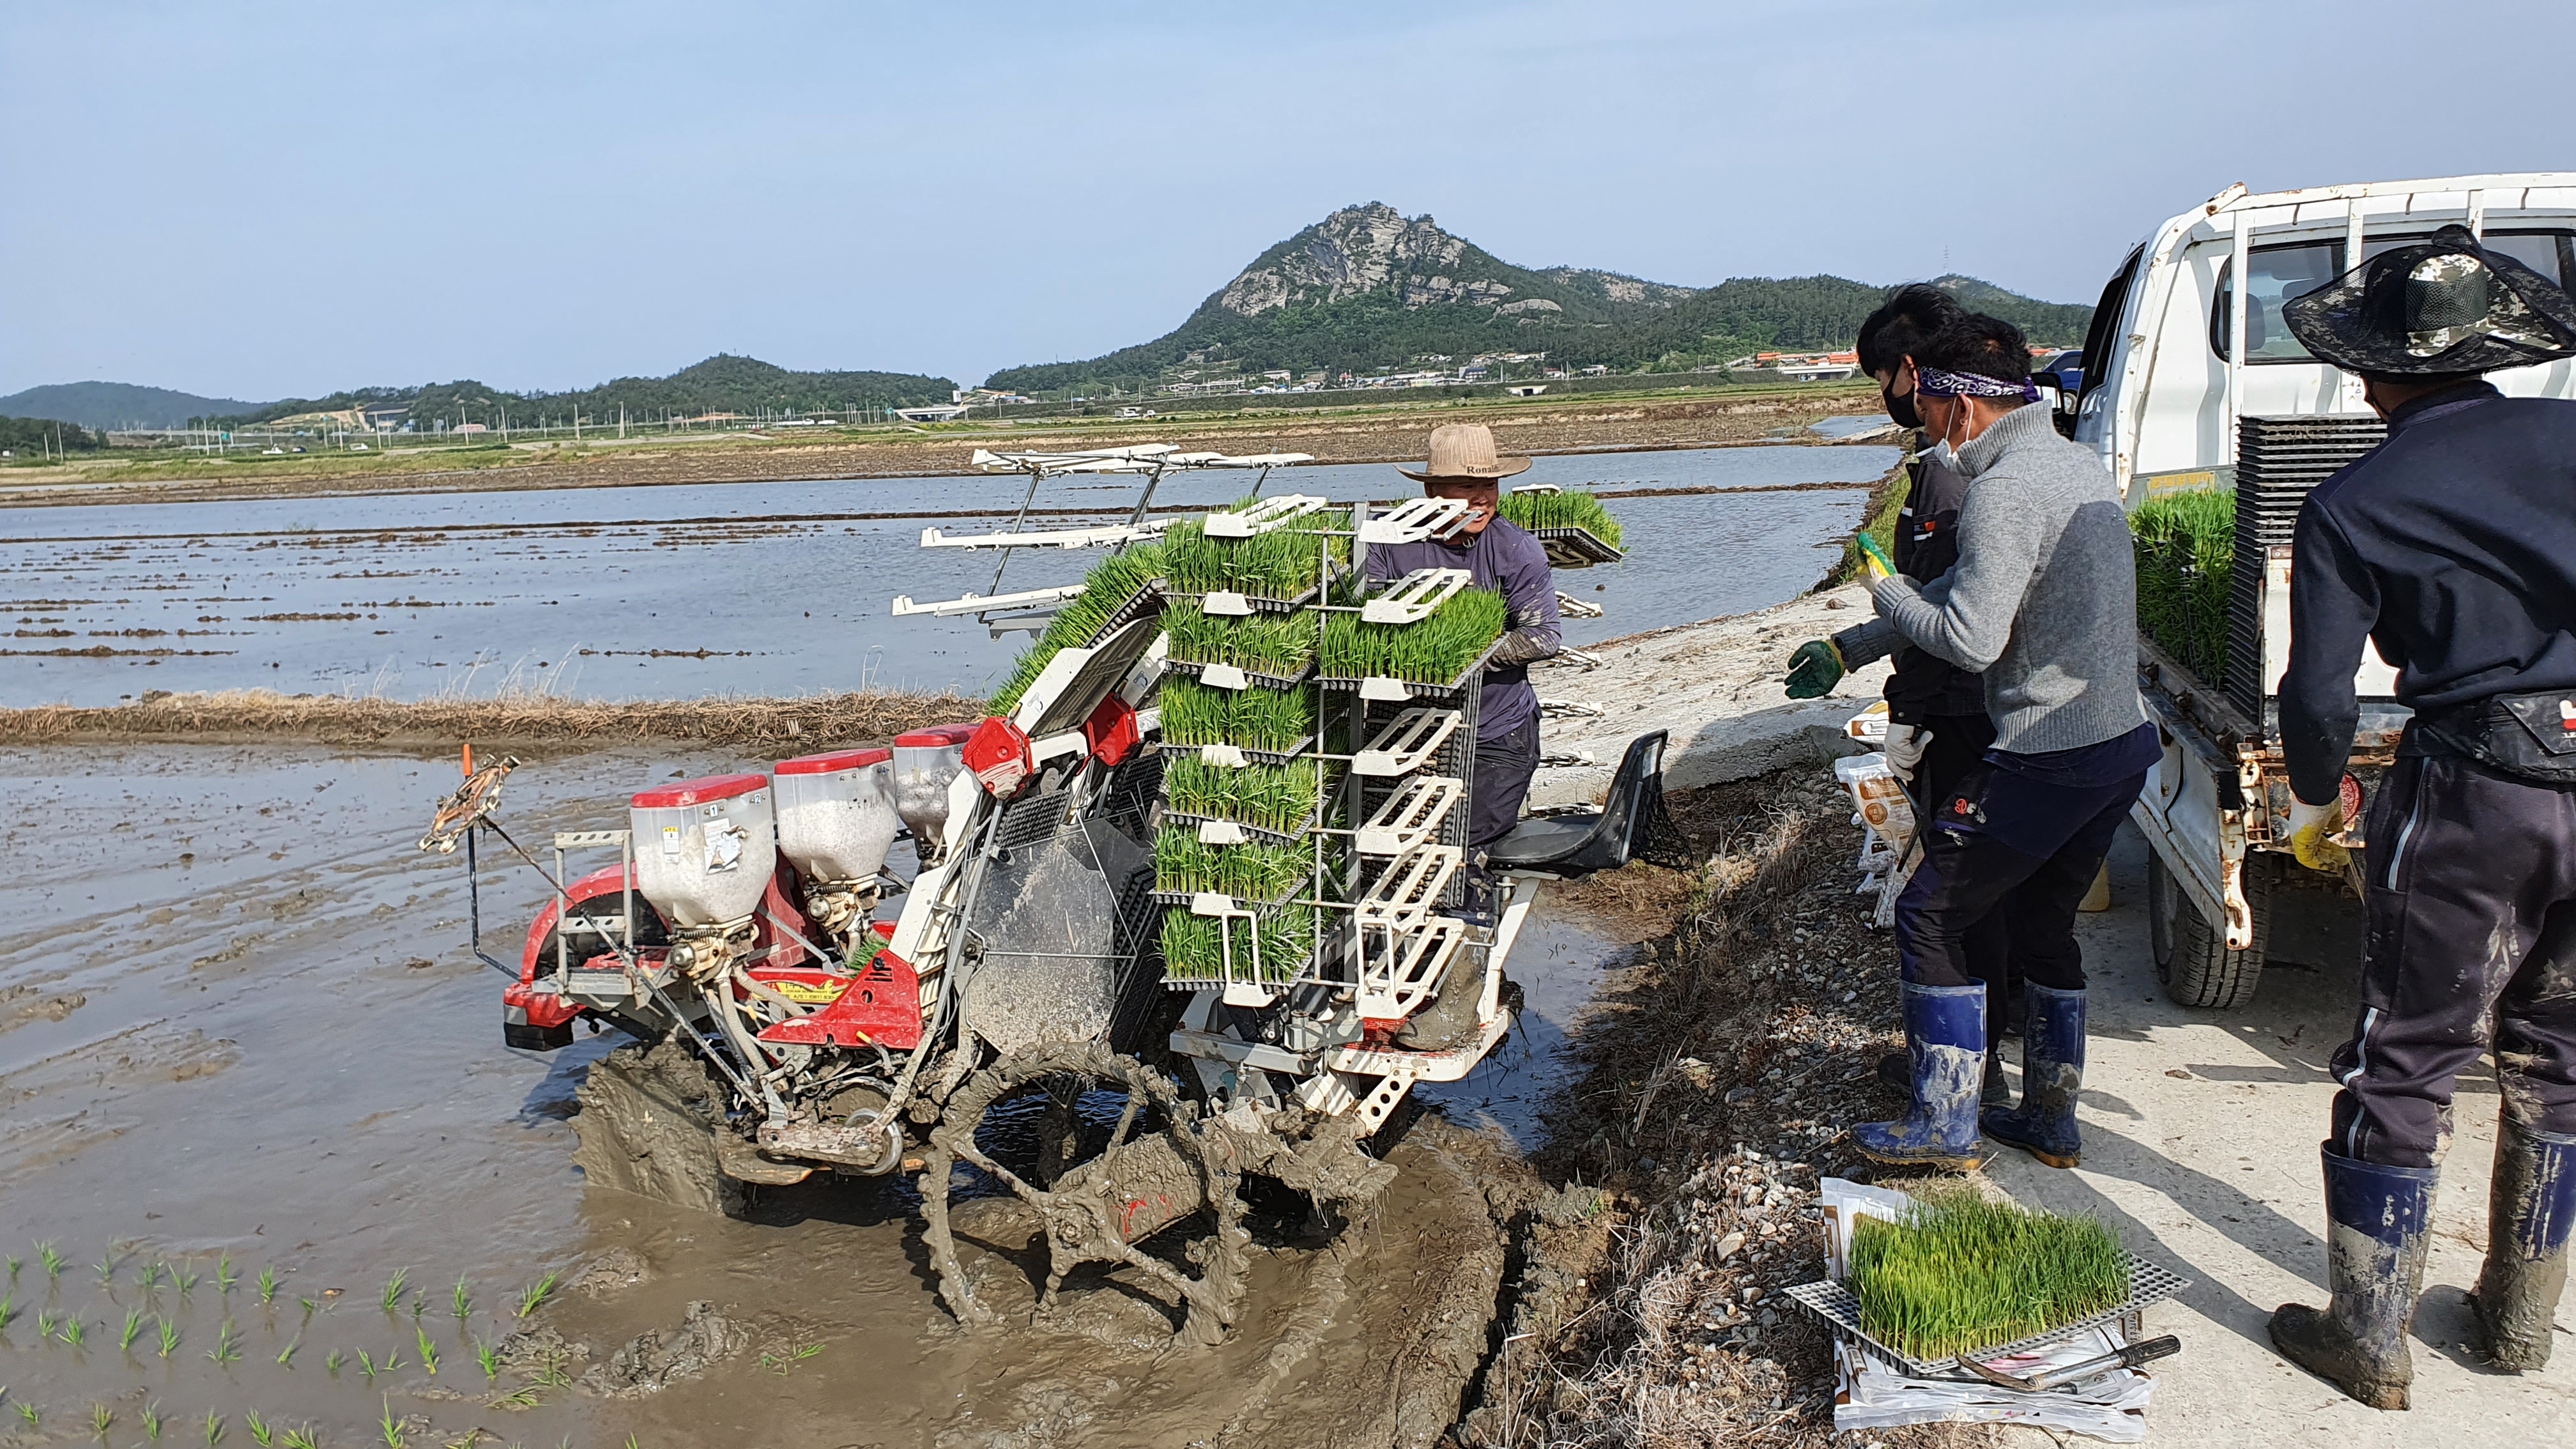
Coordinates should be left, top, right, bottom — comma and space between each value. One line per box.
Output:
0, 445, 1891, 707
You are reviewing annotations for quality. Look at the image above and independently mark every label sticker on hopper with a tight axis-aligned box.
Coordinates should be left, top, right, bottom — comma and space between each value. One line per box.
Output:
661, 826, 681, 855
706, 822, 744, 871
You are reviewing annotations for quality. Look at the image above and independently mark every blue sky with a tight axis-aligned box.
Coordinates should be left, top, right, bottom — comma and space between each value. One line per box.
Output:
5, 0, 2571, 401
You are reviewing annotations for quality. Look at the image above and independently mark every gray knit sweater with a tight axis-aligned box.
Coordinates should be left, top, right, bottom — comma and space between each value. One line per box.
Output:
1846, 403, 2143, 755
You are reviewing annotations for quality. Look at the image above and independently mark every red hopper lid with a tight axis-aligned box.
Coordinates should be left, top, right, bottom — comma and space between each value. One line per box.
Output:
774, 747, 893, 777
893, 723, 981, 748
631, 772, 770, 809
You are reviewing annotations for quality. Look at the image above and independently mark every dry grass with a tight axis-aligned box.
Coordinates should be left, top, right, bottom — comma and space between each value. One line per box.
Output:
0, 687, 983, 751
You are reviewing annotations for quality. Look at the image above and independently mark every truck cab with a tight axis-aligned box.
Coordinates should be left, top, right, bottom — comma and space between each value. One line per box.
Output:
2074, 174, 2576, 1007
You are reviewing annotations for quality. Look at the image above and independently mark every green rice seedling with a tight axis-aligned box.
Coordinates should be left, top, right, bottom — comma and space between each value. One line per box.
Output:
257, 1266, 279, 1305
277, 1335, 300, 1367
379, 1397, 405, 1449
172, 1267, 199, 1296
139, 1261, 165, 1292
474, 1337, 499, 1383
514, 1273, 559, 1319
38, 1243, 63, 1281
357, 1348, 381, 1384
57, 1315, 86, 1349
2129, 486, 2234, 683
19, 1400, 38, 1429
246, 1410, 273, 1448
121, 1308, 144, 1352
408, 1289, 427, 1322
1159, 904, 1319, 986
1848, 1185, 2129, 1361
1162, 755, 1337, 835
326, 1347, 345, 1375
5, 1254, 18, 1283
157, 1317, 180, 1358
91, 1402, 113, 1439
1158, 678, 1320, 755
1163, 507, 1351, 601
379, 1268, 408, 1315
1153, 829, 1310, 903
204, 1409, 225, 1446
986, 540, 1171, 714
143, 1400, 164, 1441
94, 1254, 117, 1287
450, 1276, 471, 1324
416, 1324, 440, 1375
1497, 488, 1624, 549
216, 1254, 238, 1295
0, 1293, 15, 1331
36, 1309, 59, 1340
1317, 586, 1508, 685
282, 1427, 319, 1449
207, 1320, 240, 1365
1161, 601, 1319, 679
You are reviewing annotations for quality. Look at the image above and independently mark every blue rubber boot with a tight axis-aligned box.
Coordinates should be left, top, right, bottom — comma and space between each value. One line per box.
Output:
1853, 982, 1988, 1170
2269, 1146, 2438, 1410
1982, 983, 2085, 1169
2472, 1123, 2576, 1371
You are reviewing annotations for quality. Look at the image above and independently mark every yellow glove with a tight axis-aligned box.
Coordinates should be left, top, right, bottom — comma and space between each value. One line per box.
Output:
2288, 795, 2349, 874
1854, 532, 1897, 582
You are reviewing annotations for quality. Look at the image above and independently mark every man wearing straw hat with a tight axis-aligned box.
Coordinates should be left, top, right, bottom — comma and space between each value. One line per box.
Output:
1369, 424, 1561, 1013
2266, 224, 2576, 1409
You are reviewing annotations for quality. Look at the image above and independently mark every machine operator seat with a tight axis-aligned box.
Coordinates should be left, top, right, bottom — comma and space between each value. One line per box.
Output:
1483, 730, 1692, 880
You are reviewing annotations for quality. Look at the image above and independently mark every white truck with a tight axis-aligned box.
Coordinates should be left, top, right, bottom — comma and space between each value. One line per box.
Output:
2058, 174, 2576, 1007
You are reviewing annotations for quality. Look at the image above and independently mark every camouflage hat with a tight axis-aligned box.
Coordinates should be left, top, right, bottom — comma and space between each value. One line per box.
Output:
2283, 224, 2576, 374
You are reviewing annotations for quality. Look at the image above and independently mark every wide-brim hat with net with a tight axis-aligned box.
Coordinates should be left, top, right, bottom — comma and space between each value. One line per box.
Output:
1398, 423, 1532, 482
2283, 223, 2576, 374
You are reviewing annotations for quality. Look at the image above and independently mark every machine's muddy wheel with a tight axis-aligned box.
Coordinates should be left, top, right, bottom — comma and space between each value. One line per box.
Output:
2149, 848, 2271, 1009
919, 1041, 1250, 1347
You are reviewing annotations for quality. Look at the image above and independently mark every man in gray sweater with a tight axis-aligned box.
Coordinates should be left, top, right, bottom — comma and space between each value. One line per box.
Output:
1795, 313, 2152, 1172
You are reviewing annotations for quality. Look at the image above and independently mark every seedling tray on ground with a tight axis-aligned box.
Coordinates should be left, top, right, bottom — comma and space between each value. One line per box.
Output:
1164, 656, 1317, 691
1782, 1252, 2189, 1380
1319, 636, 1503, 701
1533, 526, 1624, 568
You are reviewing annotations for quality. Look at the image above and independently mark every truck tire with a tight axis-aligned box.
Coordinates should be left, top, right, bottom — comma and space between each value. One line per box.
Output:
2149, 850, 2271, 1010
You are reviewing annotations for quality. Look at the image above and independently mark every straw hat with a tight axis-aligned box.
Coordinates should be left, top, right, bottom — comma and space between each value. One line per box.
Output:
1398, 423, 1531, 482
2284, 224, 2576, 375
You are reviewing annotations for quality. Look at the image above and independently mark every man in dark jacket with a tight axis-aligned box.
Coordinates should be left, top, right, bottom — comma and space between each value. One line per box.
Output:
1786, 284, 2012, 1103
2267, 226, 2576, 1410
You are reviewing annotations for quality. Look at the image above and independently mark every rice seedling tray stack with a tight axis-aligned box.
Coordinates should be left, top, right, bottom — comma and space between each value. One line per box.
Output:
1316, 586, 1510, 700
1163, 507, 1354, 612
1501, 488, 1625, 567
1161, 756, 1344, 846
1159, 677, 1328, 765
1162, 600, 1319, 689
1783, 1188, 2189, 1380
1160, 901, 1326, 988
2129, 487, 2234, 687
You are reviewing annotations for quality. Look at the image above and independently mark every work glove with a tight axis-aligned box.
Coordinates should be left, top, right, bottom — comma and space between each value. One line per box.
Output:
2288, 794, 2350, 874
1784, 638, 1846, 699
1883, 722, 1930, 783
1853, 531, 1897, 582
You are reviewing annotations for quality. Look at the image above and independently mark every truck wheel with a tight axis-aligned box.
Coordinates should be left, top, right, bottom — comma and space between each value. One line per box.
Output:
2149, 850, 2271, 1009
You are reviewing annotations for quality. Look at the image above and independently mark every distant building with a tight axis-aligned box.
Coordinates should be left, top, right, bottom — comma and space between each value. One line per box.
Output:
1459, 364, 1489, 382
452, 422, 489, 435
1506, 385, 1547, 397
1579, 364, 1610, 377
893, 404, 973, 423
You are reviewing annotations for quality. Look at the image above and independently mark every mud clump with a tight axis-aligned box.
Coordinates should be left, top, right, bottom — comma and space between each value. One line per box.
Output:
571, 1039, 744, 1217
574, 1244, 654, 1299
581, 1300, 749, 1397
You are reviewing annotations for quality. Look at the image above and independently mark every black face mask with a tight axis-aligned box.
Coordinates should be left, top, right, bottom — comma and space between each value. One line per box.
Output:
1882, 383, 1921, 430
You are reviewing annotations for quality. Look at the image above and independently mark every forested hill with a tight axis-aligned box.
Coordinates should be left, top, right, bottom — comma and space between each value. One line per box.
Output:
985, 203, 2092, 396
211, 355, 959, 429
0, 381, 264, 430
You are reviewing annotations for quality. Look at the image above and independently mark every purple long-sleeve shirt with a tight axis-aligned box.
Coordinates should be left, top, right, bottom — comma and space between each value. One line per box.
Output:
1365, 517, 1560, 740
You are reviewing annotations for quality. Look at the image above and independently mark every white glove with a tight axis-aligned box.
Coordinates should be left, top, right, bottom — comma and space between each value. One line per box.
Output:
2288, 794, 2350, 873
1883, 722, 1930, 783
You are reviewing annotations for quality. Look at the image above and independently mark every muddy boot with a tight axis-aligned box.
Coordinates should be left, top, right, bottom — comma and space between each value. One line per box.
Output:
1982, 983, 2085, 1169
2471, 1122, 2576, 1371
1853, 982, 1987, 1170
1878, 1044, 2009, 1105
2269, 1147, 2437, 1411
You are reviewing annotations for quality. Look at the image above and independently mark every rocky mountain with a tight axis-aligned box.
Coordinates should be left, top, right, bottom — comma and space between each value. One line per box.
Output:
984, 203, 2091, 395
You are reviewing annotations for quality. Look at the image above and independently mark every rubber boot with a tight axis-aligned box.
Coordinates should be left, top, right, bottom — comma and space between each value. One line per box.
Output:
2471, 1122, 2576, 1371
1876, 1043, 2009, 1105
1982, 983, 2085, 1169
1853, 982, 1987, 1170
2269, 1146, 2438, 1410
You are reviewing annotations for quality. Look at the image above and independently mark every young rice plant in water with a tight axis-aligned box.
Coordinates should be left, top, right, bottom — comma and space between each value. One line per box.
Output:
1847, 1186, 2129, 1361
987, 541, 1169, 714
1318, 586, 1508, 684
1497, 489, 1623, 549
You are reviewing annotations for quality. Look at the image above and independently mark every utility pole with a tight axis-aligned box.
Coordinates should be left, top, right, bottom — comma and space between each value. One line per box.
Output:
619, 402, 626, 439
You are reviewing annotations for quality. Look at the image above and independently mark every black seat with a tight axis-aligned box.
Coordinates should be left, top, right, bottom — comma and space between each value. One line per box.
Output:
1485, 731, 1694, 878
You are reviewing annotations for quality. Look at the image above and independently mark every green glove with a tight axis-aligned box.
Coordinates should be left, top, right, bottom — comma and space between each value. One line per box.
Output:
1854, 531, 1897, 582
1784, 638, 1846, 698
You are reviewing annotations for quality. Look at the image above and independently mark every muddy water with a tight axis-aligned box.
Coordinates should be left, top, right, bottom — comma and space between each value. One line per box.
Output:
0, 445, 1890, 707
0, 741, 1545, 1445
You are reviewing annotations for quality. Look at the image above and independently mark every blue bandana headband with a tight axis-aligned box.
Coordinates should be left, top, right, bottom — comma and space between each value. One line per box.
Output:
1915, 365, 2040, 402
